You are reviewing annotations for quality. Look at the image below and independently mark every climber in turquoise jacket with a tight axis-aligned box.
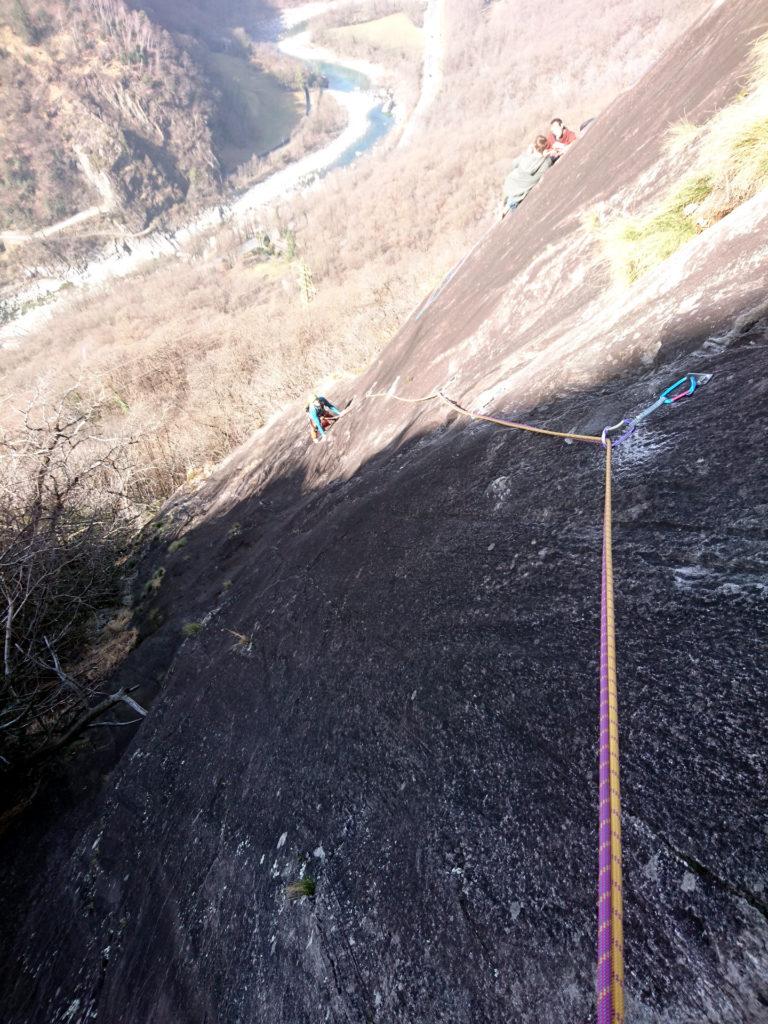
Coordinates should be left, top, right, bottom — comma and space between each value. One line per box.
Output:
307, 394, 341, 441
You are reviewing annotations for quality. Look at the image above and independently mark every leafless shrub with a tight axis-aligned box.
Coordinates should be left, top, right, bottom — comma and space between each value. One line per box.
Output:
0, 384, 150, 766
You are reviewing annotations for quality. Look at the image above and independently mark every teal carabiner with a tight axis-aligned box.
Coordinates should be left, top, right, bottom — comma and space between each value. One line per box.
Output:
661, 374, 697, 404
605, 372, 712, 447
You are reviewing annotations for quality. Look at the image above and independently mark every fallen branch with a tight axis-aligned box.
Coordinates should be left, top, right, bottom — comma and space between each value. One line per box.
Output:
88, 716, 144, 728
27, 686, 147, 763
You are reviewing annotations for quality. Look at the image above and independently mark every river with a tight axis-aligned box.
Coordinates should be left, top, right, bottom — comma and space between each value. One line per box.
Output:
0, 12, 396, 344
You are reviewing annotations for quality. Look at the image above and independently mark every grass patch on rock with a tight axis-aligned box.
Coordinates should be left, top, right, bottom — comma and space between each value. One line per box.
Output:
286, 877, 316, 900
602, 175, 712, 284
142, 566, 166, 596
599, 31, 768, 284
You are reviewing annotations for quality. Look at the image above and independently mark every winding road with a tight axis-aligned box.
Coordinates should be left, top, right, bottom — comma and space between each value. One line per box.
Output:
0, 206, 104, 249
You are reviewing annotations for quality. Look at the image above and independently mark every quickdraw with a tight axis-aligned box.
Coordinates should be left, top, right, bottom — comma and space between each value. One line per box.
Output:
602, 372, 712, 447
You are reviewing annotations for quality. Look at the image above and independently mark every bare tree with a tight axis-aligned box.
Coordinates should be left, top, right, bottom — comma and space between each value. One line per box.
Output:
0, 385, 148, 767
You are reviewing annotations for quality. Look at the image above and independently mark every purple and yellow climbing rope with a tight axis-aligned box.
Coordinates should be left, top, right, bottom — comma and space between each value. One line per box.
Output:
597, 439, 625, 1024
363, 373, 710, 1022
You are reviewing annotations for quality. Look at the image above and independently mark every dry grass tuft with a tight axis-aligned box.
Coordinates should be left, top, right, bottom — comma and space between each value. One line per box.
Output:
601, 30, 768, 283
663, 118, 702, 157
600, 175, 712, 284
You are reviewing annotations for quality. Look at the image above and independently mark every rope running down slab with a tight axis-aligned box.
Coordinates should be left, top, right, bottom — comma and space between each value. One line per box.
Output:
365, 389, 603, 444
597, 439, 625, 1024
361, 375, 709, 1022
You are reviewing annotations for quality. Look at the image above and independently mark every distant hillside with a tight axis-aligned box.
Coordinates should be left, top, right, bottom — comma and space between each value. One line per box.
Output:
0, 0, 308, 234
0, 0, 225, 231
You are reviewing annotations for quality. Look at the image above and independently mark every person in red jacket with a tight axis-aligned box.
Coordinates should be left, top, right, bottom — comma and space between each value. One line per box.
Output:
545, 118, 578, 158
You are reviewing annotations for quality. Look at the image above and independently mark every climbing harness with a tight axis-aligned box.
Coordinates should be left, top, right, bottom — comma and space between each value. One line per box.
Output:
365, 372, 710, 1022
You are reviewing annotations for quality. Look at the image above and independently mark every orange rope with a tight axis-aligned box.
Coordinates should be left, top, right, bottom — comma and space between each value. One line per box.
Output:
438, 393, 602, 444
364, 387, 601, 444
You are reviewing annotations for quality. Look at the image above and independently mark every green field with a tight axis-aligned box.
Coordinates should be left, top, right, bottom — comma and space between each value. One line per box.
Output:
329, 13, 424, 56
206, 53, 304, 173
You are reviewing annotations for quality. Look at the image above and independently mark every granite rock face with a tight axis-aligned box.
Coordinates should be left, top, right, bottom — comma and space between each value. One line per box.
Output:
1, 2, 767, 1022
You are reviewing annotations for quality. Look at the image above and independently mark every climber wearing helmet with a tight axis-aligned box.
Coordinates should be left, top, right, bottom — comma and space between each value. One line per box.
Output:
306, 393, 341, 442
545, 118, 578, 158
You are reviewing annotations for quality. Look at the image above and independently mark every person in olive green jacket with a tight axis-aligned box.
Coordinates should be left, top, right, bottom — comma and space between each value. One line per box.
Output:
500, 135, 553, 218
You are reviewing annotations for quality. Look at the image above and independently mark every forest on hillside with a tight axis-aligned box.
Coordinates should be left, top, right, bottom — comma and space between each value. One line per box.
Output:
0, 0, 336, 235
0, 0, 223, 231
